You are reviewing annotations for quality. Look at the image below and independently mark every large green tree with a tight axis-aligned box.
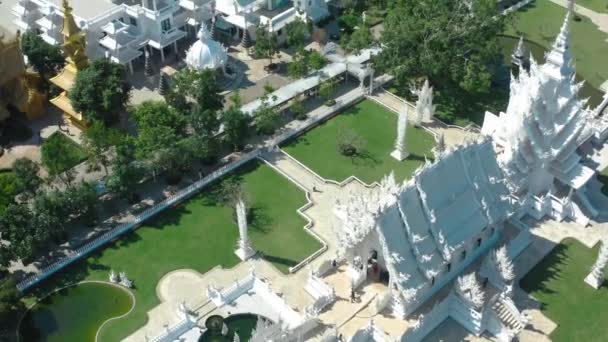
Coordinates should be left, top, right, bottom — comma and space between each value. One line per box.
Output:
20, 31, 64, 81
0, 279, 23, 334
166, 68, 224, 115
70, 59, 131, 124
377, 0, 505, 95
254, 23, 280, 66
107, 138, 142, 202
12, 158, 41, 198
285, 17, 309, 50
82, 121, 122, 175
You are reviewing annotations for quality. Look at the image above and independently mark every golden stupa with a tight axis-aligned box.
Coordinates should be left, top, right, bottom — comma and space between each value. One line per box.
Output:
49, 0, 89, 130
0, 27, 47, 122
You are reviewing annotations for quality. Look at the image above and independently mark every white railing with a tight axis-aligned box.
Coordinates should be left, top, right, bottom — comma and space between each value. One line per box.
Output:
149, 317, 196, 342
17, 151, 260, 291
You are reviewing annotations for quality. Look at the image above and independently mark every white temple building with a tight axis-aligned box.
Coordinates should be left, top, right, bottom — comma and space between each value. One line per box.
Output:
184, 24, 228, 72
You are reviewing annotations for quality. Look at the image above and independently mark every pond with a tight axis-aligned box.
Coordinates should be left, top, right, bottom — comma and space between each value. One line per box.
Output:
499, 35, 605, 108
19, 282, 133, 342
199, 314, 262, 342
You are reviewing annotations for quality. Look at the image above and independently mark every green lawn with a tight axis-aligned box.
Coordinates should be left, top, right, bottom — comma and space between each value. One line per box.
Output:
520, 239, 608, 342
577, 0, 608, 13
283, 100, 436, 184
506, 0, 608, 89
24, 161, 319, 342
42, 132, 87, 172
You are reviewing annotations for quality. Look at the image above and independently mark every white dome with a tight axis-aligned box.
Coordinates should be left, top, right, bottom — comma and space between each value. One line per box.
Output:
185, 25, 228, 71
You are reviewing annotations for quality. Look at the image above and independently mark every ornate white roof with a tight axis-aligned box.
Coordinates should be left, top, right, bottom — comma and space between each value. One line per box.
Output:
373, 141, 511, 300
184, 25, 228, 71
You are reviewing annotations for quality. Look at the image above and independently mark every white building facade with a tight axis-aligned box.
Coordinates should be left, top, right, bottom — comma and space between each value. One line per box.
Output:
12, 0, 215, 72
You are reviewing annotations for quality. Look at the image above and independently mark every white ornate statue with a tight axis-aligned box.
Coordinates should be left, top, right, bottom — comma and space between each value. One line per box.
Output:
455, 272, 485, 308
234, 197, 255, 260
109, 269, 119, 283
414, 79, 436, 124
391, 101, 409, 161
119, 272, 133, 288
585, 239, 608, 289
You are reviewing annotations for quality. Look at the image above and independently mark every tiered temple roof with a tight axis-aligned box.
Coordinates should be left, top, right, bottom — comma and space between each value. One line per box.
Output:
375, 140, 511, 303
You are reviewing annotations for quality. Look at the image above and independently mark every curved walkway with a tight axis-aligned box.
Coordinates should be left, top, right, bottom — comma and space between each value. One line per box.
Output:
550, 0, 608, 35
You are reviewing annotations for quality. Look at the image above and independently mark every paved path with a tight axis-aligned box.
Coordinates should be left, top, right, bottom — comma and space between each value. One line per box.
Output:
550, 0, 608, 36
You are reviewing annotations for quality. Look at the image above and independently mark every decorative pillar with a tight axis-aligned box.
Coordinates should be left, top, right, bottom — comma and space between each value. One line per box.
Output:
585, 239, 608, 289
158, 72, 169, 95
144, 50, 153, 77
390, 101, 409, 161
234, 197, 255, 260
368, 67, 375, 95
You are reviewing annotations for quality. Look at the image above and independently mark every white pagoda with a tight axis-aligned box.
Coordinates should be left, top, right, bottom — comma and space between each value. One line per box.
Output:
185, 24, 228, 72
482, 2, 597, 203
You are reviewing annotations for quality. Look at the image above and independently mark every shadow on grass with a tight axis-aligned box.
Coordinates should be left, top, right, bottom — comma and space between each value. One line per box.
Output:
519, 243, 570, 309
249, 206, 272, 234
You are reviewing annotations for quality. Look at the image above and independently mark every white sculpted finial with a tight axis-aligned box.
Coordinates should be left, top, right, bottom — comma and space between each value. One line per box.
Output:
414, 79, 436, 124
585, 239, 608, 289
234, 197, 255, 260
391, 101, 409, 161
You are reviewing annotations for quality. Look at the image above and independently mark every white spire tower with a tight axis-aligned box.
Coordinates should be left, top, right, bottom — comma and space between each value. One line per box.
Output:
585, 239, 608, 289
234, 197, 255, 261
484, 0, 595, 197
391, 101, 410, 161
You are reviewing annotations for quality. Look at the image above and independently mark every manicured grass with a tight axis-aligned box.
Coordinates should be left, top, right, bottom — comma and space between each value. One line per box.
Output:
283, 100, 436, 184
20, 282, 133, 342
24, 162, 318, 342
42, 132, 87, 172
506, 0, 608, 89
577, 0, 608, 13
520, 238, 608, 342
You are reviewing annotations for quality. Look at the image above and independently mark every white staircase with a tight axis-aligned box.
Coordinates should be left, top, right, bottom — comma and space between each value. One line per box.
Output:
491, 296, 525, 333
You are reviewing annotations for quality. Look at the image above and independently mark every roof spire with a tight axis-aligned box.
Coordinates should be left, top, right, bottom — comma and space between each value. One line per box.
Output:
61, 0, 88, 70
543, 0, 575, 79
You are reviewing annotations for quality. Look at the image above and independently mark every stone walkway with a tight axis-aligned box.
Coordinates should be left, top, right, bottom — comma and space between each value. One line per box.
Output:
550, 0, 608, 35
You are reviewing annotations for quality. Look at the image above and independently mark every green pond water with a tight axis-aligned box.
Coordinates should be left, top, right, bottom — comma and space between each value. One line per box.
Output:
19, 282, 133, 342
199, 314, 261, 342
499, 35, 604, 108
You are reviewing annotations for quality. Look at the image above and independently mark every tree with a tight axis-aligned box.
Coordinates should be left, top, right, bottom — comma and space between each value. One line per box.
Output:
41, 135, 79, 186
190, 106, 220, 140
377, 0, 505, 95
288, 49, 309, 78
82, 121, 122, 175
337, 126, 366, 157
254, 96, 280, 135
285, 17, 309, 50
107, 138, 142, 202
20, 31, 64, 82
319, 79, 337, 104
70, 59, 131, 124
222, 107, 250, 151
308, 50, 327, 71
0, 279, 23, 332
346, 24, 373, 54
132, 101, 190, 182
290, 94, 306, 120
12, 158, 41, 198
167, 68, 224, 115
62, 182, 98, 225
0, 204, 46, 261
254, 23, 280, 67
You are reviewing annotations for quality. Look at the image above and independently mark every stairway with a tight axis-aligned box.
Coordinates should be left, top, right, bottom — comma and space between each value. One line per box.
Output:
491, 299, 524, 332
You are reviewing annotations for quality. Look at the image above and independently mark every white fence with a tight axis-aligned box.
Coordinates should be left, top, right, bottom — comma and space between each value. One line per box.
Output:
16, 151, 260, 292
149, 317, 196, 342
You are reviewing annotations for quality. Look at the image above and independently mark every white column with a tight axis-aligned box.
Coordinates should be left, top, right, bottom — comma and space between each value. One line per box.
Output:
391, 101, 409, 161
128, 61, 134, 74
585, 239, 608, 289
160, 47, 165, 62
234, 198, 255, 261
173, 41, 178, 54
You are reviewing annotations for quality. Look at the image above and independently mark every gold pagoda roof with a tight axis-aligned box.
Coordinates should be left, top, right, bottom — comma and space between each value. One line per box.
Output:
49, 67, 77, 91
50, 92, 82, 119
